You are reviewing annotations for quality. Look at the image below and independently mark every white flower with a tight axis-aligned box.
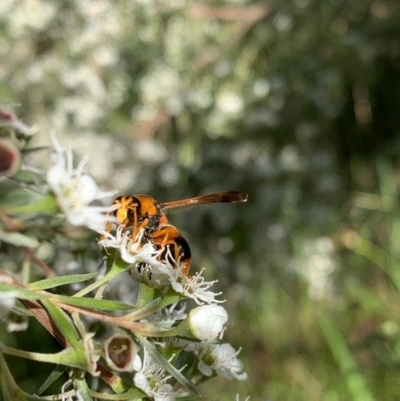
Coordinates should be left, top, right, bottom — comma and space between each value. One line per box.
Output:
100, 226, 225, 303
0, 290, 17, 317
170, 268, 224, 305
98, 225, 131, 249
0, 276, 27, 331
148, 302, 187, 327
0, 275, 17, 317
188, 304, 228, 341
196, 342, 247, 381
132, 353, 142, 372
99, 228, 177, 288
60, 380, 84, 401
133, 349, 180, 401
46, 134, 116, 233
162, 302, 187, 324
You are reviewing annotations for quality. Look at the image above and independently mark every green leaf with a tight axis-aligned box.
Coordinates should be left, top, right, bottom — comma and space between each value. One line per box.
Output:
124, 288, 183, 322
35, 365, 67, 395
0, 188, 42, 207
135, 334, 200, 396
61, 296, 135, 311
135, 283, 159, 308
11, 169, 46, 185
73, 257, 130, 297
0, 229, 39, 248
0, 283, 47, 300
1, 192, 58, 215
53, 295, 135, 311
42, 299, 80, 348
28, 272, 98, 290
0, 343, 92, 371
124, 297, 163, 321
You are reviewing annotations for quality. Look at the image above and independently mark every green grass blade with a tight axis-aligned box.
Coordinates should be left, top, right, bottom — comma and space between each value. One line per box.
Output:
319, 314, 374, 401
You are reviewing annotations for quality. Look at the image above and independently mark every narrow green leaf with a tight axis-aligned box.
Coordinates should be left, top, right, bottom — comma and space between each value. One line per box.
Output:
124, 297, 162, 321
0, 229, 39, 248
136, 283, 159, 308
42, 299, 80, 348
0, 189, 41, 208
1, 193, 58, 215
35, 365, 67, 395
12, 169, 46, 185
0, 283, 47, 300
73, 258, 130, 297
53, 294, 134, 311
0, 343, 90, 371
136, 334, 200, 396
154, 287, 184, 310
28, 272, 98, 290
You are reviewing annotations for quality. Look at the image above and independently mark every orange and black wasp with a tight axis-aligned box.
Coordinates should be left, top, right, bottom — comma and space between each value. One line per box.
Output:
106, 191, 248, 274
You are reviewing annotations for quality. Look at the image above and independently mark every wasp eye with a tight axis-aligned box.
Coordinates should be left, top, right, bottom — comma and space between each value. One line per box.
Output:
127, 208, 135, 223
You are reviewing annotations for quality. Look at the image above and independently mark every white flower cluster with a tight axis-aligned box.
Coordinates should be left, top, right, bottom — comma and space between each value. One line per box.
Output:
183, 328, 248, 382
98, 226, 248, 389
46, 135, 117, 233
98, 226, 224, 306
133, 349, 181, 401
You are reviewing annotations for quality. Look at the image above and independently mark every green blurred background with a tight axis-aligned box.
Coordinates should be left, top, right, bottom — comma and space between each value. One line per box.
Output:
1, 0, 400, 400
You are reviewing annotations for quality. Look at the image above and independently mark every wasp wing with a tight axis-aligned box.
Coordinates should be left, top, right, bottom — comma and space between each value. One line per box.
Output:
160, 191, 247, 211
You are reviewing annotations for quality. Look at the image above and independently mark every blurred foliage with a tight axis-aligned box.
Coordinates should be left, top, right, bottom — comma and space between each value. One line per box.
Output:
1, 0, 400, 399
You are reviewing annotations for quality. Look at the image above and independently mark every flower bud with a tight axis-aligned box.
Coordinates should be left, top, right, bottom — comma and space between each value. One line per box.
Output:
188, 304, 228, 341
0, 138, 21, 177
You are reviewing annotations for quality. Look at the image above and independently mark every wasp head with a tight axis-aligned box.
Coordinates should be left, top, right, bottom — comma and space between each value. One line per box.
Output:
112, 196, 138, 227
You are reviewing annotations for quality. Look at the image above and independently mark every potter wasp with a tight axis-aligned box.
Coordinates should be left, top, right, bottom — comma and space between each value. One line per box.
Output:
106, 191, 248, 275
